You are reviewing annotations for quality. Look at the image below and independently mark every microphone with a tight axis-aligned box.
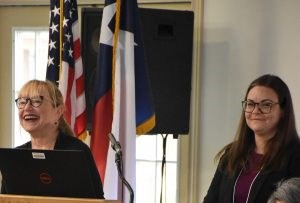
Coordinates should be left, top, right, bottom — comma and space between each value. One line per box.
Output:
108, 133, 122, 154
108, 132, 134, 203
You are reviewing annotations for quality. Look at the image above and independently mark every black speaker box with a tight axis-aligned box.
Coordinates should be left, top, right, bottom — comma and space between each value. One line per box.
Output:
81, 7, 194, 135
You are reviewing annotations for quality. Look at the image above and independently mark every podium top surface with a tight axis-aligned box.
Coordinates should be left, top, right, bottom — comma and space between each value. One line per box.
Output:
0, 194, 121, 203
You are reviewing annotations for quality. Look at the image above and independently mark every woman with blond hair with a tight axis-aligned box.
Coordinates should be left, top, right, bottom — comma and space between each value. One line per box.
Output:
1, 80, 104, 199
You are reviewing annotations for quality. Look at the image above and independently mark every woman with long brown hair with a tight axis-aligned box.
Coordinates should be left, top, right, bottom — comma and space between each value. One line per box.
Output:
203, 74, 300, 203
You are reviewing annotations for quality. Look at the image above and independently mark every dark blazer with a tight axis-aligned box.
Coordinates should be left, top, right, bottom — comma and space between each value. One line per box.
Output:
1, 131, 105, 199
203, 142, 300, 203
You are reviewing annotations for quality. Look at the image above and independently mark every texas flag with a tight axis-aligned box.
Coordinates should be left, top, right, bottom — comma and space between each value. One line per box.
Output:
90, 0, 155, 202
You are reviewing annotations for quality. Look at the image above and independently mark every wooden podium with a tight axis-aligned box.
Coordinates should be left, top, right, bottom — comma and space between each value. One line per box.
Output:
0, 194, 121, 203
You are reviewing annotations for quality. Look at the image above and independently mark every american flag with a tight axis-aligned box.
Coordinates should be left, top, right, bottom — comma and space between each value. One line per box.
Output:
46, 0, 87, 139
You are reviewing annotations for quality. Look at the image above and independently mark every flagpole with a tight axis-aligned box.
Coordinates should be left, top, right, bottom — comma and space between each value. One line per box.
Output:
59, 0, 64, 81
112, 0, 121, 107
112, 0, 123, 200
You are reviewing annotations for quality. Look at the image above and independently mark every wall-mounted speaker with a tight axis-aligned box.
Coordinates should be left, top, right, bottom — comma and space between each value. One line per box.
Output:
81, 7, 194, 135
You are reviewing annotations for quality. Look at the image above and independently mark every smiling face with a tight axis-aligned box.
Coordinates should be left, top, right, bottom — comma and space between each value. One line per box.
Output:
16, 83, 64, 137
245, 86, 282, 139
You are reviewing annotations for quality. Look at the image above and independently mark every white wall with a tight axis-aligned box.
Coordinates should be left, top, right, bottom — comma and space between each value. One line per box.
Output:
199, 0, 300, 200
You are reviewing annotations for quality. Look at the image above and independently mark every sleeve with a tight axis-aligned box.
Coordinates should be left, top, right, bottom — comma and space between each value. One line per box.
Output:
81, 145, 105, 199
1, 179, 6, 194
56, 134, 105, 199
202, 163, 223, 203
1, 166, 7, 194
288, 147, 300, 177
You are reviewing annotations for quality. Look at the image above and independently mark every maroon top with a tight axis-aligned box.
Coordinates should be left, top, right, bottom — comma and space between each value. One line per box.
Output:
234, 151, 263, 203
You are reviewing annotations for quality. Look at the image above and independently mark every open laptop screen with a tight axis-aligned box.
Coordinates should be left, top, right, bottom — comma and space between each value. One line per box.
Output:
0, 148, 98, 198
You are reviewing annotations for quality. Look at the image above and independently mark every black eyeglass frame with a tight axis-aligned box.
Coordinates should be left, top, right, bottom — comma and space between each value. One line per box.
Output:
15, 96, 44, 109
241, 100, 280, 114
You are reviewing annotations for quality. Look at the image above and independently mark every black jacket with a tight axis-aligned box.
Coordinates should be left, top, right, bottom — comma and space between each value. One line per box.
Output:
203, 142, 300, 203
1, 131, 105, 199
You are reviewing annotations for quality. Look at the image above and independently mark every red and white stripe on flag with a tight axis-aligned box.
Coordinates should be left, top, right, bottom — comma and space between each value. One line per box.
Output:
46, 0, 87, 140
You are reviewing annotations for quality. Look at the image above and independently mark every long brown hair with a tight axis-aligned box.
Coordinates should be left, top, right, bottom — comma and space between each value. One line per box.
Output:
18, 79, 75, 137
216, 74, 299, 175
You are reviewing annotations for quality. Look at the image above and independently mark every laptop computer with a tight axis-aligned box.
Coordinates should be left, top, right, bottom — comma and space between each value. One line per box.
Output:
0, 148, 98, 198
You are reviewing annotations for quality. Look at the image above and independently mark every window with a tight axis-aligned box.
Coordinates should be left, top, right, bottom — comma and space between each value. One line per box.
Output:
12, 28, 49, 147
12, 28, 178, 203
136, 134, 178, 203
